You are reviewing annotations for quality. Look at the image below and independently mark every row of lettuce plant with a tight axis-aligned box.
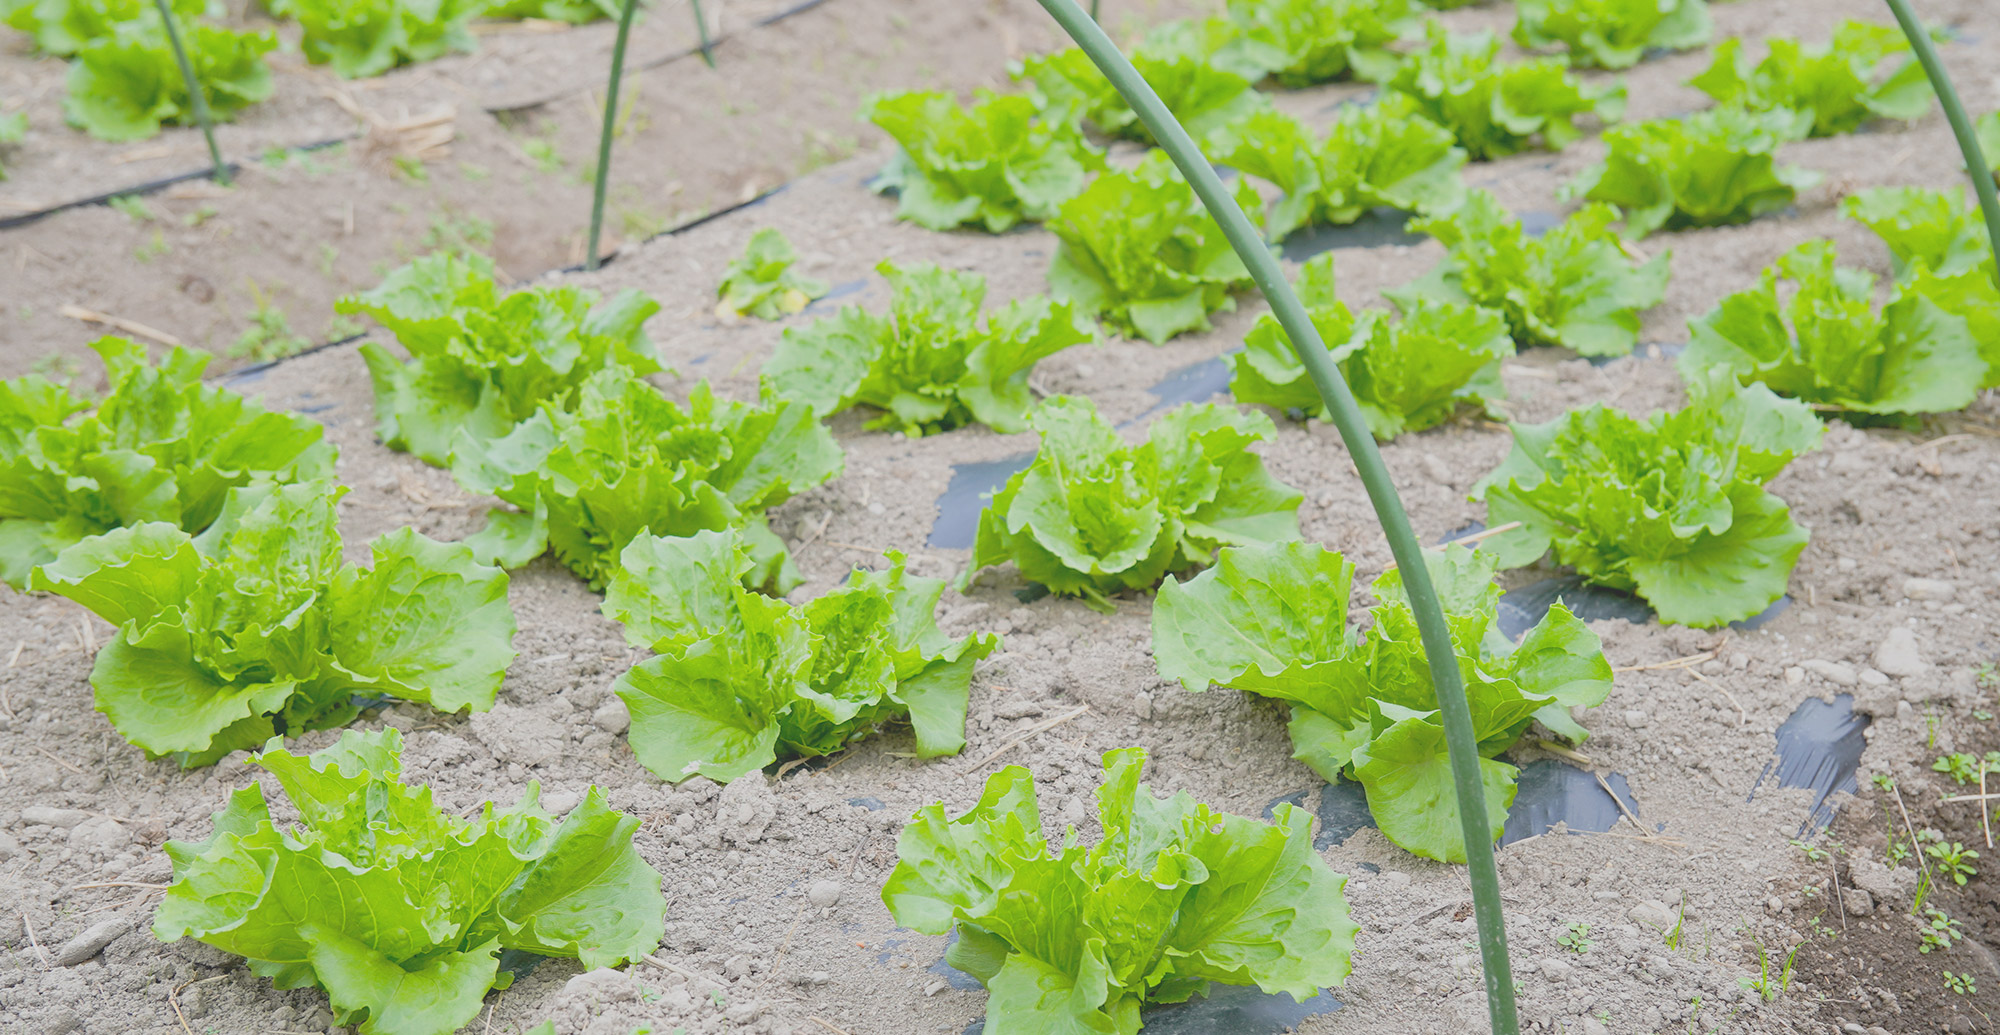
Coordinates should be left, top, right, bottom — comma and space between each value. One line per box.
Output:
0, 0, 662, 143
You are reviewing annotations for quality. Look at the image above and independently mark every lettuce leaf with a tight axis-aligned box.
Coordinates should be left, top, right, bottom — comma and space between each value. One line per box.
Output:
31, 481, 515, 764
1154, 542, 1612, 861
64, 19, 275, 141
1689, 19, 1931, 138
483, 0, 616, 23
4, 0, 208, 56
1210, 103, 1465, 243
1565, 105, 1820, 238
1384, 23, 1626, 160
881, 746, 1357, 1031
964, 395, 1302, 611
714, 228, 828, 321
273, 0, 483, 78
0, 337, 335, 589
1841, 187, 2000, 383
1684, 239, 1988, 413
1470, 369, 1823, 627
1512, 0, 1711, 70
1230, 254, 1512, 437
1842, 185, 1993, 280
865, 89, 1106, 233
1045, 150, 1261, 344
605, 529, 999, 782
154, 728, 664, 1035
765, 260, 1096, 436
1392, 189, 1669, 356
1014, 24, 1269, 148
342, 252, 665, 467
453, 369, 842, 593
1222, 0, 1417, 86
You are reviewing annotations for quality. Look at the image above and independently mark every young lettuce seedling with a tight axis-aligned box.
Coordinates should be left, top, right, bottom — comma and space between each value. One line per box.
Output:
343, 252, 666, 467
1392, 189, 1670, 358
0, 336, 334, 589
156, 728, 665, 1035
1511, 0, 1711, 70
1683, 239, 1991, 414
1153, 542, 1613, 862
765, 260, 1096, 436
604, 529, 1000, 783
714, 228, 829, 321
882, 746, 1358, 1034
1564, 105, 1821, 238
1044, 150, 1259, 344
1690, 19, 1931, 138
1208, 103, 1466, 242
961, 395, 1303, 611
864, 89, 1106, 233
1230, 253, 1514, 438
452, 368, 842, 593
1471, 368, 1824, 628
1384, 22, 1626, 160
32, 481, 517, 766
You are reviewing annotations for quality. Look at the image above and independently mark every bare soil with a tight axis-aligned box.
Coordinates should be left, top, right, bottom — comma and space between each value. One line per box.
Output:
4, 1, 2000, 1034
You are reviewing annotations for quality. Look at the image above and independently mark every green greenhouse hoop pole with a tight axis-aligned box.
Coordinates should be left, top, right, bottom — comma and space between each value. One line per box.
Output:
1026, 1, 1519, 1032
691, 0, 715, 67
1883, 0, 2000, 282
151, 0, 229, 186
586, 0, 642, 271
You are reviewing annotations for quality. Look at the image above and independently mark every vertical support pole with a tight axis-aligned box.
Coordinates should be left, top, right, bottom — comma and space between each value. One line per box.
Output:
152, 0, 229, 186
587, 0, 642, 271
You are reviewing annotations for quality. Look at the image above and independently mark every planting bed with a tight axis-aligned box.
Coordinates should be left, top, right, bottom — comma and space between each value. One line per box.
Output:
4, 0, 2000, 1033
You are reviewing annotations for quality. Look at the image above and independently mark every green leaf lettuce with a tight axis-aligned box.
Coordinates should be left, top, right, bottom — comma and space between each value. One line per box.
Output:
713, 228, 829, 321
881, 745, 1358, 1033
865, 89, 1106, 233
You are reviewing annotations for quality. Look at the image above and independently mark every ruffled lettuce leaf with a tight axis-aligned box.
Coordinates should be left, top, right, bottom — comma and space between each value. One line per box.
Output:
1153, 542, 1613, 861
31, 482, 516, 764
1565, 104, 1820, 238
453, 369, 841, 593
1842, 185, 1993, 280
343, 252, 665, 467
154, 729, 665, 1035
1689, 19, 1931, 138
964, 395, 1302, 612
0, 336, 334, 588
604, 529, 999, 783
1384, 23, 1626, 160
1511, 0, 1711, 70
1210, 103, 1466, 243
1471, 369, 1823, 627
713, 228, 828, 321
482, 0, 616, 24
1222, 0, 1417, 86
1045, 151, 1261, 344
1393, 189, 1669, 356
1014, 23, 1269, 148
4, 0, 209, 56
1684, 239, 1987, 414
882, 747, 1358, 1032
865, 89, 1106, 233
1230, 254, 1512, 437
64, 19, 275, 141
765, 261, 1096, 436
275, 0, 483, 78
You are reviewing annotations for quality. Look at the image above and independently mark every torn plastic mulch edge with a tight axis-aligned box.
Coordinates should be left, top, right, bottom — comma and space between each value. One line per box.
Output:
1749, 693, 1870, 837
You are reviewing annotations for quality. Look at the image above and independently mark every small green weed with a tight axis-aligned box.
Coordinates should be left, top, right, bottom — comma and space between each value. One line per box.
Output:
108, 193, 155, 221
1558, 922, 1593, 954
523, 138, 563, 174
1932, 752, 2000, 786
1739, 939, 1799, 1002
1920, 907, 1964, 954
133, 228, 168, 262
1944, 970, 1977, 995
231, 283, 308, 362
392, 155, 430, 184
1925, 838, 1979, 885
